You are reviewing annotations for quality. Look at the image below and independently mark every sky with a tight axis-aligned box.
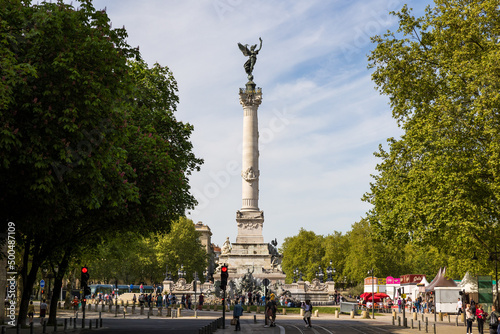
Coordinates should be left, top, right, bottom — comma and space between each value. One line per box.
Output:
93, 0, 432, 248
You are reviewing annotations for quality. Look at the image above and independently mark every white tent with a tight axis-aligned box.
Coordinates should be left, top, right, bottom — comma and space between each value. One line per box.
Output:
458, 272, 478, 293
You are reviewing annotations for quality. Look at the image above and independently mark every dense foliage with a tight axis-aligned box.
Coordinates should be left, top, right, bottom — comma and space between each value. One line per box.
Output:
0, 0, 202, 325
364, 0, 500, 276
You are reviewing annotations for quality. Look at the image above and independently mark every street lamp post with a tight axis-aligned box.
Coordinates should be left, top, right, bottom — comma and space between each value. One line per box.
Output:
177, 264, 185, 279
194, 272, 198, 311
368, 269, 375, 320
489, 245, 500, 310
326, 261, 333, 282
318, 266, 324, 283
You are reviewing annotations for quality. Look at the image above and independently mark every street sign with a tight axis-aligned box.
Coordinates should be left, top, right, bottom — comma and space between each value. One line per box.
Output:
402, 293, 406, 299
262, 278, 270, 286
40, 279, 45, 288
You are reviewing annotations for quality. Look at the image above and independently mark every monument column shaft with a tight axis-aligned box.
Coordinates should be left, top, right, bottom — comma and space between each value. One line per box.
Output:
241, 105, 259, 211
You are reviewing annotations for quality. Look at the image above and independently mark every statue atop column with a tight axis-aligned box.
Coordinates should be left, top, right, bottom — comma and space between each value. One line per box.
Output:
237, 38, 262, 82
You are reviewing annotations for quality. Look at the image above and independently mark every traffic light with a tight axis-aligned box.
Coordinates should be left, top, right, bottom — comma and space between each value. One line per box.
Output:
81, 266, 89, 288
220, 265, 228, 290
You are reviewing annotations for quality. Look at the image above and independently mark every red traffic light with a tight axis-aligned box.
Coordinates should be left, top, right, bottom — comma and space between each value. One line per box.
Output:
81, 267, 88, 274
221, 266, 228, 273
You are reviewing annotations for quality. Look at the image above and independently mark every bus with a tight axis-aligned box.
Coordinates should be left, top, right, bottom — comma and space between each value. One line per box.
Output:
89, 284, 162, 296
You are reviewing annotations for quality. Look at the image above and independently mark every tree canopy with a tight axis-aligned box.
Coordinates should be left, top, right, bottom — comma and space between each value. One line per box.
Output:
365, 0, 500, 276
0, 0, 202, 325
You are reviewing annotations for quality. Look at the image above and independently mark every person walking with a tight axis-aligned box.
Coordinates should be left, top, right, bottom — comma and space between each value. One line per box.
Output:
457, 298, 463, 316
39, 299, 47, 324
302, 300, 313, 328
476, 304, 486, 334
269, 293, 277, 327
233, 299, 244, 331
466, 303, 474, 334
28, 300, 35, 325
486, 305, 500, 334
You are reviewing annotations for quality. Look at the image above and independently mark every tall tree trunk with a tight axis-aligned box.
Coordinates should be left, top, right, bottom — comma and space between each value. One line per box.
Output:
0, 233, 7, 325
18, 236, 43, 327
48, 250, 71, 325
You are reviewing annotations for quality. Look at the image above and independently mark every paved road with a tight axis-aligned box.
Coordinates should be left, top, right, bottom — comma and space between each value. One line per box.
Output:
79, 318, 219, 333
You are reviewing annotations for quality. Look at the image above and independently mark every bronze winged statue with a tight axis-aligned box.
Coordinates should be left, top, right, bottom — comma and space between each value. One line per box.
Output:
237, 37, 262, 81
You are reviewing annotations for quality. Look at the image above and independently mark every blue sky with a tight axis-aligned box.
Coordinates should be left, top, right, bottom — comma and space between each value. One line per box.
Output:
93, 0, 432, 247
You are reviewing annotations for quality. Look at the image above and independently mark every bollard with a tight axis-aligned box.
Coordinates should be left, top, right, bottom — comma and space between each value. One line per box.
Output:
195, 310, 197, 318
398, 316, 401, 326
89, 319, 92, 330
426, 320, 428, 333
448, 314, 450, 323
123, 310, 126, 318
419, 320, 421, 331
335, 310, 339, 318
159, 308, 162, 316
132, 305, 135, 314
393, 310, 397, 319
100, 317, 103, 328
282, 308, 286, 315
43, 320, 47, 333
30, 322, 33, 334
392, 316, 395, 325
256, 306, 260, 313
413, 312, 417, 321
95, 319, 98, 328
433, 323, 436, 334
82, 318, 85, 329
178, 307, 182, 318
350, 310, 355, 319
456, 315, 458, 326
147, 311, 150, 319
254, 315, 257, 323
438, 312, 443, 321
140, 306, 144, 315
411, 319, 414, 329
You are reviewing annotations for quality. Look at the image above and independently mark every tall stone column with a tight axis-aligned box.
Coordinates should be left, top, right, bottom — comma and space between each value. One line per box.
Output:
236, 84, 264, 243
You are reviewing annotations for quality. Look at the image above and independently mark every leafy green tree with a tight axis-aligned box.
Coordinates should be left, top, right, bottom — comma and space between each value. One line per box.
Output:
365, 0, 500, 278
81, 232, 162, 285
0, 0, 202, 325
322, 232, 349, 284
280, 229, 325, 283
155, 217, 208, 282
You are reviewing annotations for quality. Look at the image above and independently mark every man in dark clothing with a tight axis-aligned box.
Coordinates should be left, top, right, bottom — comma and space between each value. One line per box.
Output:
233, 299, 244, 331
486, 305, 500, 334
